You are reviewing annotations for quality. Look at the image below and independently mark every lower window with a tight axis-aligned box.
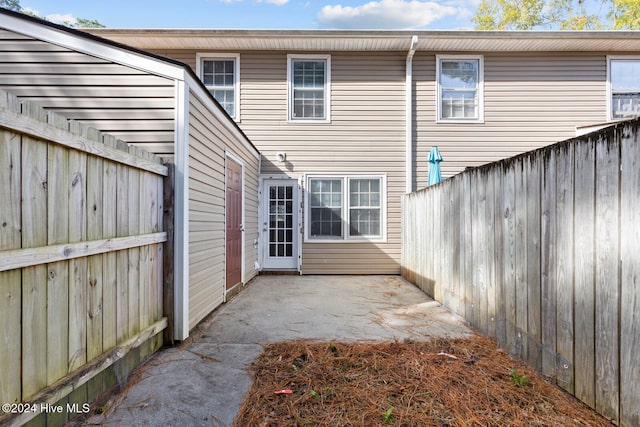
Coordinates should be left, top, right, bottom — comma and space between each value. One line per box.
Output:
307, 175, 385, 241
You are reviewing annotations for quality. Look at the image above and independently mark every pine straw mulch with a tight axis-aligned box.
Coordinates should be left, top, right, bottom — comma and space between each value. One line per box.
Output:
233, 334, 611, 427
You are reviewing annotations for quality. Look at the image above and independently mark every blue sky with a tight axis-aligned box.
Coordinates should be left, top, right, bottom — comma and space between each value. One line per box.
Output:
19, 0, 479, 30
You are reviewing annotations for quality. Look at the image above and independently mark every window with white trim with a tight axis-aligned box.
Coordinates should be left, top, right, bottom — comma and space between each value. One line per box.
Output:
288, 55, 330, 121
306, 175, 384, 241
608, 58, 640, 120
437, 55, 484, 122
197, 54, 240, 119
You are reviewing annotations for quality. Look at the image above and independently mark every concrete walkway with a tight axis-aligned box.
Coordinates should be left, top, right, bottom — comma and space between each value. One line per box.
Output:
81, 275, 471, 427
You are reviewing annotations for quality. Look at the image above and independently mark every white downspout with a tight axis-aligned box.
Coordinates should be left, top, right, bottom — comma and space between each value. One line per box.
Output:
405, 35, 418, 193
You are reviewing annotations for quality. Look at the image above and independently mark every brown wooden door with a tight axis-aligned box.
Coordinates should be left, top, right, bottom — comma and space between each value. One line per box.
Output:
226, 158, 242, 290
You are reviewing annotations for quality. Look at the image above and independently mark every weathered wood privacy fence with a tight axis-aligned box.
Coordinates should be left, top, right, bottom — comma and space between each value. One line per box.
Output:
0, 91, 168, 426
402, 119, 640, 427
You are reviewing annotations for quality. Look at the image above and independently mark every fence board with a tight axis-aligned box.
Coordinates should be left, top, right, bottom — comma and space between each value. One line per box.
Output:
452, 177, 463, 317
594, 134, 620, 420
470, 171, 480, 329
541, 149, 557, 378
493, 166, 506, 347
425, 190, 433, 296
478, 170, 489, 334
501, 164, 517, 356
555, 142, 575, 393
46, 113, 70, 386
463, 172, 473, 324
444, 183, 452, 308
0, 110, 21, 405
486, 172, 496, 339
620, 125, 640, 427
116, 159, 130, 344
20, 106, 48, 399
102, 135, 118, 351
573, 138, 596, 408
128, 146, 141, 336
514, 159, 527, 360
139, 170, 154, 329
87, 135, 104, 362
526, 155, 542, 371
0, 95, 21, 250
68, 132, 88, 372
433, 185, 441, 302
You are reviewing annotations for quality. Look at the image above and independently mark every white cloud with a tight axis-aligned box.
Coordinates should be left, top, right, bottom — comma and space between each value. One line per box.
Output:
44, 13, 77, 25
317, 0, 462, 29
258, 0, 290, 4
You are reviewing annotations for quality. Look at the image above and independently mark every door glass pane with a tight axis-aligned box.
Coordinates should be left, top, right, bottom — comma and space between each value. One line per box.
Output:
268, 184, 295, 258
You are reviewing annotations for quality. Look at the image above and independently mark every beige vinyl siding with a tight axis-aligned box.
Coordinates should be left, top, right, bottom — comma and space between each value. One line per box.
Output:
0, 29, 176, 155
414, 52, 608, 189
153, 49, 197, 71
245, 51, 406, 274
187, 90, 259, 329
153, 50, 406, 274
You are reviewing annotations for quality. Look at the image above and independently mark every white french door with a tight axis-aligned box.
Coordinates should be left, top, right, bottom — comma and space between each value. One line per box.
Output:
262, 179, 301, 270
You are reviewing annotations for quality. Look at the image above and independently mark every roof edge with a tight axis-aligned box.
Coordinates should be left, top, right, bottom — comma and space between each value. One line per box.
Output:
0, 8, 260, 156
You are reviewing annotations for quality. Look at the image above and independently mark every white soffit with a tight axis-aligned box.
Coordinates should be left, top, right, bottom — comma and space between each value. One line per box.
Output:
88, 29, 640, 52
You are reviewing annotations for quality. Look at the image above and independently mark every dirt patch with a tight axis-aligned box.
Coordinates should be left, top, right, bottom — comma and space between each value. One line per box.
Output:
233, 334, 610, 426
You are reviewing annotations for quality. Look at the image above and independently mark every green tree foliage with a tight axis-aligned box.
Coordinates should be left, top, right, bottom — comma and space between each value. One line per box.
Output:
473, 0, 545, 30
67, 18, 105, 28
0, 0, 104, 27
473, 0, 638, 30
0, 0, 20, 11
610, 0, 640, 29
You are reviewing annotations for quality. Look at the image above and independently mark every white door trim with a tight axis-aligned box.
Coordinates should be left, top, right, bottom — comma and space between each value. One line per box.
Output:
260, 177, 302, 271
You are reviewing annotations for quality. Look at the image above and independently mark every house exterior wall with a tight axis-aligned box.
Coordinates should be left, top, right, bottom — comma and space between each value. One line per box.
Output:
187, 89, 260, 328
244, 51, 405, 274
153, 49, 407, 274
0, 29, 177, 156
139, 42, 637, 275
413, 52, 609, 189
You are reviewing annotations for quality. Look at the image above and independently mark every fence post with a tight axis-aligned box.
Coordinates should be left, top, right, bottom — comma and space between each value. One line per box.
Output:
163, 163, 175, 345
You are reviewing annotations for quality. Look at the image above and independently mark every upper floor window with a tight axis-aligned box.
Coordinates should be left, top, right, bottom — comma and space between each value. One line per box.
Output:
437, 55, 484, 123
608, 57, 640, 121
288, 55, 331, 122
197, 53, 240, 120
306, 175, 385, 242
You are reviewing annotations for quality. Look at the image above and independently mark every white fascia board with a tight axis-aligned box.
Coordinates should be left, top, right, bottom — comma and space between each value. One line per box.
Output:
184, 73, 260, 160
0, 13, 183, 81
173, 79, 190, 341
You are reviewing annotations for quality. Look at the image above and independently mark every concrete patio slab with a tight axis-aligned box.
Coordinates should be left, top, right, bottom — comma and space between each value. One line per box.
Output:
80, 275, 471, 427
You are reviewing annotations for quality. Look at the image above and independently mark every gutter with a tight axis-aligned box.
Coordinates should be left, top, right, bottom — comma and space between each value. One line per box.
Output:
406, 35, 418, 193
